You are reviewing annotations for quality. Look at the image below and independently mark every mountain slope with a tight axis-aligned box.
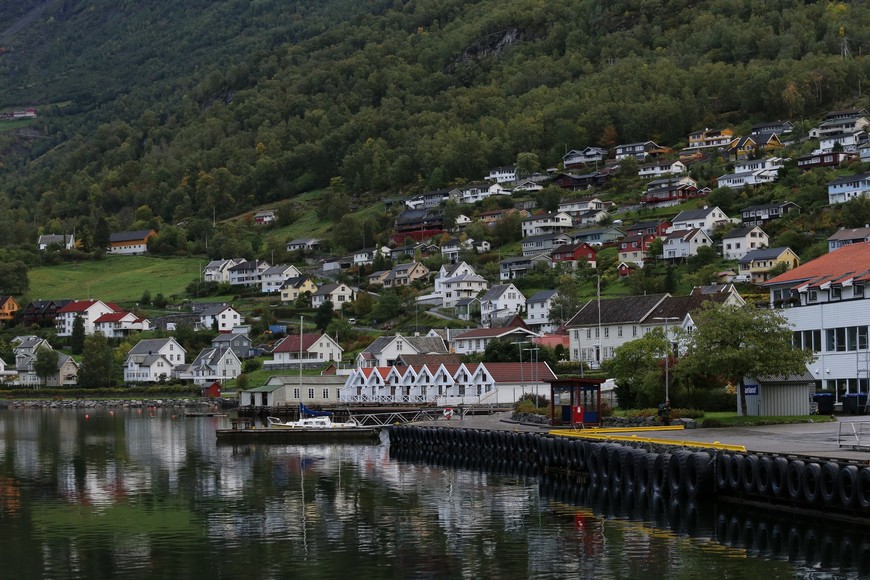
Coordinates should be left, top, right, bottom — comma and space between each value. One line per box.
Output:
0, 0, 867, 247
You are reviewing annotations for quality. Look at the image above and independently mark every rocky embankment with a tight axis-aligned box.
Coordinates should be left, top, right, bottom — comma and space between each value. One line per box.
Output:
0, 399, 228, 410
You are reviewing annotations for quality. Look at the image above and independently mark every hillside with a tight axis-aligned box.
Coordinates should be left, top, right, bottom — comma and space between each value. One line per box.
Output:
0, 0, 868, 252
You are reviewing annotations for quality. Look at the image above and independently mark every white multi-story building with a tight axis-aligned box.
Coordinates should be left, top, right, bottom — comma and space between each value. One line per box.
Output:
55, 300, 120, 336
124, 338, 186, 383
764, 242, 870, 396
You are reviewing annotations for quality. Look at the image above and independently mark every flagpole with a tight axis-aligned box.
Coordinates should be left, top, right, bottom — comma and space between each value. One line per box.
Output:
299, 315, 304, 418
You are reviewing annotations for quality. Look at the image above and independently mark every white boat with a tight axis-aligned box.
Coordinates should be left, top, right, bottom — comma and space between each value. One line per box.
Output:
266, 416, 361, 429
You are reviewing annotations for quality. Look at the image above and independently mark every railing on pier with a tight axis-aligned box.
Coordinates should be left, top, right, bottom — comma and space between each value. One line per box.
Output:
352, 407, 467, 426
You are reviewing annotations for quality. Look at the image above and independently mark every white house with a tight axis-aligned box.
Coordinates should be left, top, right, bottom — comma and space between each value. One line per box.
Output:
11, 336, 78, 387
819, 131, 868, 154
828, 173, 870, 205
93, 311, 151, 339
563, 147, 608, 167
182, 347, 242, 384
717, 157, 785, 190
480, 284, 526, 326
558, 197, 605, 217
37, 234, 75, 251
722, 226, 769, 261
486, 165, 517, 183
615, 141, 663, 161
499, 254, 551, 281
260, 264, 302, 293
265, 333, 343, 369
199, 304, 242, 333
228, 260, 270, 287
521, 233, 572, 257
828, 227, 870, 253
439, 273, 488, 308
525, 289, 559, 333
124, 338, 186, 383
311, 283, 355, 311
286, 238, 321, 252
453, 327, 541, 355
764, 242, 870, 397
670, 206, 732, 235
355, 334, 447, 368
521, 212, 573, 237
663, 228, 713, 260
638, 160, 687, 178
55, 300, 121, 336
203, 259, 244, 283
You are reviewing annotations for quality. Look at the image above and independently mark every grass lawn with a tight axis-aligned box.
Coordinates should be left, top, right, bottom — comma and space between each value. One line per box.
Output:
700, 411, 837, 427
28, 255, 204, 305
0, 118, 34, 133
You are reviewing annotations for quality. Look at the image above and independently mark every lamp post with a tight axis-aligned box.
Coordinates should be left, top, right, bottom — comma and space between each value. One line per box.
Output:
524, 347, 540, 408
512, 340, 530, 400
653, 316, 679, 402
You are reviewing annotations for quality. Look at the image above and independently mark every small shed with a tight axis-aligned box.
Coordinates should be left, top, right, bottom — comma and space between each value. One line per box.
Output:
201, 381, 222, 398
548, 377, 605, 426
239, 383, 285, 408
739, 371, 815, 416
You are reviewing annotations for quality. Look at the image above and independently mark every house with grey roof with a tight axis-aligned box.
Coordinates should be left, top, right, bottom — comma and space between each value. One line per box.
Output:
311, 283, 355, 311
721, 226, 769, 261
740, 201, 800, 226
179, 347, 241, 385
123, 338, 186, 383
828, 227, 870, 253
260, 264, 302, 293
198, 304, 242, 333
355, 334, 448, 368
203, 259, 245, 284
521, 233, 572, 257
480, 284, 526, 326
211, 333, 254, 359
228, 260, 271, 287
525, 289, 559, 333
10, 336, 78, 387
670, 206, 732, 235
499, 254, 551, 281
737, 247, 800, 284
37, 234, 75, 251
286, 238, 321, 252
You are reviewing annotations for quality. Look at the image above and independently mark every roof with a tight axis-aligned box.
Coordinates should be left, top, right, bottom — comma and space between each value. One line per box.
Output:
272, 333, 329, 353
109, 230, 155, 243
480, 284, 522, 303
828, 173, 870, 186
200, 304, 237, 316
672, 207, 718, 222
645, 292, 732, 321
483, 362, 557, 383
312, 284, 346, 297
395, 354, 463, 367
128, 338, 183, 355
722, 226, 764, 239
828, 227, 870, 242
212, 333, 250, 344
57, 300, 118, 314
454, 327, 539, 340
527, 289, 558, 303
738, 247, 793, 265
362, 335, 447, 355
764, 242, 870, 287
566, 294, 669, 327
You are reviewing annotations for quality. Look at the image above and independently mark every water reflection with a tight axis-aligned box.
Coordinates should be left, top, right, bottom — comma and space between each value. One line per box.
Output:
0, 410, 866, 578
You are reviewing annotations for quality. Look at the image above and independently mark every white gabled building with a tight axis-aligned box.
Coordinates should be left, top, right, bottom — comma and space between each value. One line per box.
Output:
828, 173, 870, 205
525, 289, 559, 333
124, 338, 186, 384
55, 300, 122, 336
265, 333, 343, 369
260, 264, 302, 293
203, 259, 245, 283
182, 347, 242, 385
199, 304, 242, 333
722, 226, 769, 261
669, 206, 732, 235
663, 228, 713, 261
521, 212, 573, 237
480, 284, 526, 326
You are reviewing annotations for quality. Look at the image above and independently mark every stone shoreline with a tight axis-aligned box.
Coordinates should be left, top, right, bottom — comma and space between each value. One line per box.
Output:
0, 398, 227, 410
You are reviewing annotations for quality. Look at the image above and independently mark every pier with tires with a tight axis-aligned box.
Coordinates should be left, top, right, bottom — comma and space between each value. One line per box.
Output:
388, 425, 870, 517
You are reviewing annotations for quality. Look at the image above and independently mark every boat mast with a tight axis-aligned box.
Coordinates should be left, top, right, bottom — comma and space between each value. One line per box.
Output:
299, 315, 304, 417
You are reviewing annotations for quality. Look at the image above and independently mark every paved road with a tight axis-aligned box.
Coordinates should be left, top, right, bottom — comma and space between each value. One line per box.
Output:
410, 412, 870, 461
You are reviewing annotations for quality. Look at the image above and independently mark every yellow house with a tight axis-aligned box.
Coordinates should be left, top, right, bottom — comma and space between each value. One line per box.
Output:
280, 277, 318, 304
688, 128, 734, 150
737, 247, 800, 283
728, 133, 784, 160
0, 296, 19, 323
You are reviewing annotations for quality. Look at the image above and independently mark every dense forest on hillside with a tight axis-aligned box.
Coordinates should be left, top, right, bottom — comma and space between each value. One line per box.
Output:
0, 0, 868, 252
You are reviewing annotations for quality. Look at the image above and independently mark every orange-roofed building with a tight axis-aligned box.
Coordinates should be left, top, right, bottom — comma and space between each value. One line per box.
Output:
764, 242, 870, 395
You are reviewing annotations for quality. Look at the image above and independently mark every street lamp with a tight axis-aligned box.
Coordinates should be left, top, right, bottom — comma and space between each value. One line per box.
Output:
512, 340, 530, 400
524, 347, 540, 408
653, 316, 679, 402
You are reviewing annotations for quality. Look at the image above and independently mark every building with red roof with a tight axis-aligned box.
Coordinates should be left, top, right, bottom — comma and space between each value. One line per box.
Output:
265, 332, 343, 369
55, 300, 125, 336
764, 242, 870, 395
93, 311, 151, 338
340, 360, 557, 405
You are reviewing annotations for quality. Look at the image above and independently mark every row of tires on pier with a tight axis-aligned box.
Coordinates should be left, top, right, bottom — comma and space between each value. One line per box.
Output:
389, 426, 870, 514
388, 426, 715, 500
716, 452, 870, 512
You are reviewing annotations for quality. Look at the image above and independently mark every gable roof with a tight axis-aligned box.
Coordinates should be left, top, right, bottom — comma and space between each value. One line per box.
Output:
109, 230, 155, 243
645, 292, 732, 322
272, 333, 331, 353
128, 338, 183, 355
672, 207, 720, 222
738, 246, 792, 265
483, 362, 557, 383
527, 289, 558, 303
480, 284, 522, 303
454, 327, 539, 340
764, 242, 870, 287
722, 225, 764, 239
566, 294, 669, 327
363, 335, 447, 355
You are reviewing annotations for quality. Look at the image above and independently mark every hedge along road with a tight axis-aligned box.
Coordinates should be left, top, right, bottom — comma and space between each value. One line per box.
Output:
408, 412, 870, 462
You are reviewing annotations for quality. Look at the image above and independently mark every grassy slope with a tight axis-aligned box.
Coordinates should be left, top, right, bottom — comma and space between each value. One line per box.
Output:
28, 255, 203, 304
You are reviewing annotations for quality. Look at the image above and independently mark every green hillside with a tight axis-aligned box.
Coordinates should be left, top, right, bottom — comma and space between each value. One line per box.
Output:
0, 0, 867, 252
27, 255, 203, 304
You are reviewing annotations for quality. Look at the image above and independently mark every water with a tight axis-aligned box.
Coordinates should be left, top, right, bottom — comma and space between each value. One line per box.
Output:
0, 409, 866, 579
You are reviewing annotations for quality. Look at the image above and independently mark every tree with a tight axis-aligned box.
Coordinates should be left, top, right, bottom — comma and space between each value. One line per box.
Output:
34, 345, 59, 388
605, 328, 669, 409
535, 186, 563, 213
314, 300, 334, 330
550, 274, 585, 325
70, 316, 86, 355
0, 261, 29, 295
78, 333, 115, 389
678, 303, 814, 416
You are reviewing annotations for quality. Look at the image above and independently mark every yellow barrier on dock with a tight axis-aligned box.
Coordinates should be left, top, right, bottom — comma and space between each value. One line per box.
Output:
550, 428, 747, 452
551, 425, 687, 434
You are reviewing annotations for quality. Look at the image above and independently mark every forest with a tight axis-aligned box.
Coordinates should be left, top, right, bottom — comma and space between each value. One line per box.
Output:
0, 0, 868, 257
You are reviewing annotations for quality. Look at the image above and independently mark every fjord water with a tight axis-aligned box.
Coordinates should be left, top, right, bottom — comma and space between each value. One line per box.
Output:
0, 409, 862, 579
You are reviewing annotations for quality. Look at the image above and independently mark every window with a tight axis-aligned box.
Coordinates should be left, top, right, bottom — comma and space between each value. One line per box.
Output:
293, 388, 300, 398
856, 285, 865, 297
308, 388, 315, 399
832, 288, 842, 300
633, 326, 638, 337
586, 329, 592, 339
604, 328, 609, 338
618, 326, 623, 337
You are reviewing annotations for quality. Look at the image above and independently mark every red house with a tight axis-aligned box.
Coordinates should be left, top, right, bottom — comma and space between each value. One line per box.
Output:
201, 382, 222, 398
550, 242, 597, 269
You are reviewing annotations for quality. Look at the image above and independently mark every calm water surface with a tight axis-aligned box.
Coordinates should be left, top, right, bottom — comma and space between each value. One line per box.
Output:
0, 409, 866, 579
